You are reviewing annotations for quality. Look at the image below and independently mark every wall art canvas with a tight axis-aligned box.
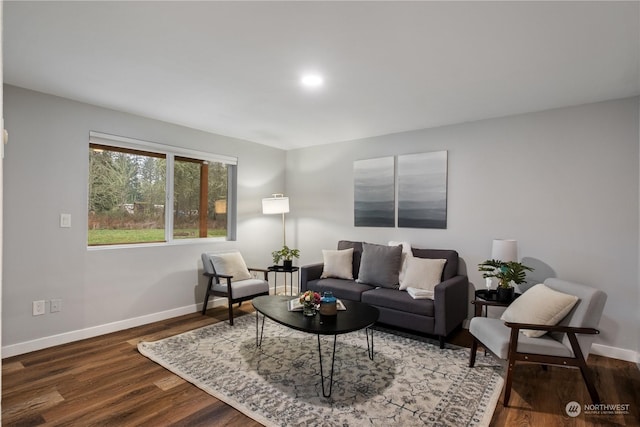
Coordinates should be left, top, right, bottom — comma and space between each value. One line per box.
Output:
398, 151, 448, 229
354, 156, 395, 227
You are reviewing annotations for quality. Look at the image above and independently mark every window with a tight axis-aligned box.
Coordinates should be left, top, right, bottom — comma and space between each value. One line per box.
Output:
88, 132, 236, 246
173, 156, 228, 240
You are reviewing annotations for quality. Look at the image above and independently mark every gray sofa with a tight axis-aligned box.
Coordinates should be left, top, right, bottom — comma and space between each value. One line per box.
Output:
300, 240, 469, 348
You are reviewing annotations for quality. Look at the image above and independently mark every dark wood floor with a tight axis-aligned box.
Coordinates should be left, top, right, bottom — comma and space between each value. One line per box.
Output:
3, 303, 639, 426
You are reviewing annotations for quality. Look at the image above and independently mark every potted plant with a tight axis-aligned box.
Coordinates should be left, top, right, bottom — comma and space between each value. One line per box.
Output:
478, 259, 534, 302
272, 245, 300, 270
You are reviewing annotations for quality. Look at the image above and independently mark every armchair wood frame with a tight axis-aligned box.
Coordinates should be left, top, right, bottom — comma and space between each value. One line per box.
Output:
469, 321, 601, 406
202, 268, 269, 325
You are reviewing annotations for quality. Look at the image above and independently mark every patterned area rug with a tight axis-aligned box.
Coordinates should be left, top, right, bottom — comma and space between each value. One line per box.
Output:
138, 314, 503, 426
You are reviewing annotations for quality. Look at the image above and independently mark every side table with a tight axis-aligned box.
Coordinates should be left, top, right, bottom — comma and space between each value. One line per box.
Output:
267, 266, 300, 296
472, 289, 520, 317
472, 289, 521, 356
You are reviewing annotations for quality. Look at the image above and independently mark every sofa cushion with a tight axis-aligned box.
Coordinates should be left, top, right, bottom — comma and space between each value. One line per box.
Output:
411, 248, 459, 281
320, 248, 354, 280
305, 278, 375, 302
388, 241, 412, 284
337, 240, 363, 280
362, 288, 435, 317
357, 243, 402, 288
400, 257, 447, 291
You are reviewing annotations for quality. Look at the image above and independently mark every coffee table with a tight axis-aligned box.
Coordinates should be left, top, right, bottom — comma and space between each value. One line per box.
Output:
252, 295, 379, 397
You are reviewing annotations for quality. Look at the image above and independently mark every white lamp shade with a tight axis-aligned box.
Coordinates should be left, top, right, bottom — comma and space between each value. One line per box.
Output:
491, 239, 518, 262
262, 196, 289, 214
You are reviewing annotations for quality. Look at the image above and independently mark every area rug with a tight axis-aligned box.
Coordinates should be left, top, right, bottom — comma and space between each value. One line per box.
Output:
138, 314, 503, 426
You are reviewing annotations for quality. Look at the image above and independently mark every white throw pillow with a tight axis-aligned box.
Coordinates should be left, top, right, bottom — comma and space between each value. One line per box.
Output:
321, 248, 354, 280
209, 252, 252, 282
389, 241, 412, 285
399, 257, 447, 291
500, 283, 579, 338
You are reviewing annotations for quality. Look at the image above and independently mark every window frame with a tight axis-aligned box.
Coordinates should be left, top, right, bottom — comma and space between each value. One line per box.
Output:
88, 131, 237, 249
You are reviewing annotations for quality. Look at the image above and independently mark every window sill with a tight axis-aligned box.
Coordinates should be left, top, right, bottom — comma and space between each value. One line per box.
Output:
87, 237, 228, 251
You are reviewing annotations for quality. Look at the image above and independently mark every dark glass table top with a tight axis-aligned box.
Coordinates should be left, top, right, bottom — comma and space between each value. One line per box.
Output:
267, 265, 299, 272
252, 295, 379, 336
474, 289, 521, 305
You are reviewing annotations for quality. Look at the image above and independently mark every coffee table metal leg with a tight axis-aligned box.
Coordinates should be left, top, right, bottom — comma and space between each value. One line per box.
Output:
365, 328, 374, 360
256, 311, 266, 348
317, 334, 338, 398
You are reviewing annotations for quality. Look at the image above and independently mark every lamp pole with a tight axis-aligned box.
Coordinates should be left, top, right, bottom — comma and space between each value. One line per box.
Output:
281, 211, 286, 247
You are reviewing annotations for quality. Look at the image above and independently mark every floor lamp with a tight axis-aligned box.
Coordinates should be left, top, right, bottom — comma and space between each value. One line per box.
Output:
262, 193, 290, 247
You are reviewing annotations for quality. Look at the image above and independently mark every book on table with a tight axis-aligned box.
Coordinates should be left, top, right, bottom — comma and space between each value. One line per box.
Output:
288, 298, 346, 312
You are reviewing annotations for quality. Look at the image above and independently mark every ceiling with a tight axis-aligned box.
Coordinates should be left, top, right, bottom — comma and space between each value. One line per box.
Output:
4, 1, 639, 150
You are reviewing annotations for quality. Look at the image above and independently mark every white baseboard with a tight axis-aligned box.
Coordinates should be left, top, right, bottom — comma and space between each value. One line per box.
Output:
590, 343, 639, 364
2, 299, 227, 358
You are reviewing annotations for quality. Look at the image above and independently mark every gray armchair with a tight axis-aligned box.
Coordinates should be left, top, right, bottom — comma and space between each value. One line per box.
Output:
468, 278, 607, 406
201, 251, 269, 325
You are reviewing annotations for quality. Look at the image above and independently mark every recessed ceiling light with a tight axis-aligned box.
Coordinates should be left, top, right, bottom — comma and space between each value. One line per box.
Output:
301, 74, 324, 88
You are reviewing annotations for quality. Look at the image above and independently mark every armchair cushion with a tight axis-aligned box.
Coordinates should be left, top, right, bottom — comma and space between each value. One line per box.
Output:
501, 283, 578, 337
208, 252, 252, 282
469, 317, 574, 359
212, 278, 269, 299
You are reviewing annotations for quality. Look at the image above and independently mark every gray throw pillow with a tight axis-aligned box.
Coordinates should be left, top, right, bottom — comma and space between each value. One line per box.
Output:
356, 242, 402, 288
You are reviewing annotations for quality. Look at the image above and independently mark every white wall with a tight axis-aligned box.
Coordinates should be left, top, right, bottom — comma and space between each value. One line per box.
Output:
3, 86, 638, 362
2, 85, 286, 355
1, 0, 5, 404
286, 97, 640, 360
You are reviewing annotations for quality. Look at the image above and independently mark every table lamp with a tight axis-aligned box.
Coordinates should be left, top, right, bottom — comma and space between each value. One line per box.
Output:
486, 239, 518, 290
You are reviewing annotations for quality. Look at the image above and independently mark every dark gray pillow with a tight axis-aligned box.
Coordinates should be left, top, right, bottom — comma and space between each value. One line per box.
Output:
356, 243, 402, 288
338, 240, 363, 279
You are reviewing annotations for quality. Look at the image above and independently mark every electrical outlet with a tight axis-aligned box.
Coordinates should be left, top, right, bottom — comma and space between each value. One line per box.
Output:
51, 299, 62, 313
60, 213, 71, 228
33, 300, 45, 316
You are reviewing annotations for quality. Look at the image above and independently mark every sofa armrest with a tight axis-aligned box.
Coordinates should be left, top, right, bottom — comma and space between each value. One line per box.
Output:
300, 263, 324, 292
433, 275, 469, 336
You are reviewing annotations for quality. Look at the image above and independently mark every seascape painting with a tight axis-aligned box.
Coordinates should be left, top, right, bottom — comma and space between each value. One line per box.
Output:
354, 157, 395, 227
397, 151, 448, 229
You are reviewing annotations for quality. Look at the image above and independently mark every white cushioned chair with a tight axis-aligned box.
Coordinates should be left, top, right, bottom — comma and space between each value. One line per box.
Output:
468, 278, 607, 406
201, 251, 269, 325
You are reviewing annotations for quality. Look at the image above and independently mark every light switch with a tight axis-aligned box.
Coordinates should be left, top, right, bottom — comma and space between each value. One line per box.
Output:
60, 213, 71, 228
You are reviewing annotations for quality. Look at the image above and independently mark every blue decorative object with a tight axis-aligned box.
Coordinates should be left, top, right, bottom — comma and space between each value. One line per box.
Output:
320, 292, 338, 316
